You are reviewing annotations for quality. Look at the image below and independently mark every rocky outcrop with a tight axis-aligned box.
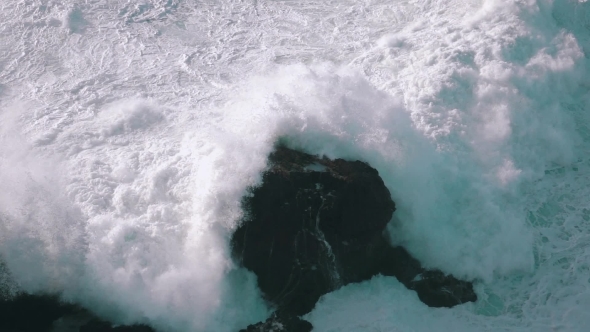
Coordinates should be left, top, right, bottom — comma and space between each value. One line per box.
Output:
0, 293, 154, 332
379, 246, 478, 308
239, 312, 312, 332
232, 146, 476, 330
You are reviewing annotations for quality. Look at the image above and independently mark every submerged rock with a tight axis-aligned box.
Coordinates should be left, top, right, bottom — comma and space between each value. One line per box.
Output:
232, 146, 476, 330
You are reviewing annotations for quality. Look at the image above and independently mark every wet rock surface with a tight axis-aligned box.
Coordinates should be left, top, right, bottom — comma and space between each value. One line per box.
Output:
232, 146, 477, 331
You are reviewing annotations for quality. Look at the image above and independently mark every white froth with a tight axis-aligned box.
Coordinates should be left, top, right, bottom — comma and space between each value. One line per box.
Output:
1, 0, 590, 331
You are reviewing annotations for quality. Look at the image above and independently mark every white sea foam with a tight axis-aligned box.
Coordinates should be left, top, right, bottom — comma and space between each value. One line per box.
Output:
0, 0, 589, 331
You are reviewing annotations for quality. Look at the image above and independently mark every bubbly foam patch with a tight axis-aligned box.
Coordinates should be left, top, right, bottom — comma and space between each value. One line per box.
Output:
0, 99, 270, 331
307, 276, 481, 332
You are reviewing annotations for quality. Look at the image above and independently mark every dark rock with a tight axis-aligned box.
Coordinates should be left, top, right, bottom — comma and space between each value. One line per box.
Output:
409, 270, 478, 307
0, 293, 78, 332
232, 146, 396, 315
239, 312, 312, 332
379, 246, 478, 307
0, 292, 155, 332
232, 146, 477, 331
80, 319, 155, 332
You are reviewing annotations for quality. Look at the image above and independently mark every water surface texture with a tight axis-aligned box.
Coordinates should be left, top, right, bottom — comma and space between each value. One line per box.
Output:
0, 0, 589, 331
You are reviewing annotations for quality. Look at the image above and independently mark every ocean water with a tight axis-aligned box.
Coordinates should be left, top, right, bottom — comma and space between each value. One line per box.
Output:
0, 0, 589, 331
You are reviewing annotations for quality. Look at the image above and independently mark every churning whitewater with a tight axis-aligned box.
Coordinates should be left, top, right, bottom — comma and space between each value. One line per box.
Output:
0, 0, 589, 331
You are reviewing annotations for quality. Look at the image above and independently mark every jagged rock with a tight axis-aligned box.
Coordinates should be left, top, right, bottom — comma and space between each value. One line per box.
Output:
378, 246, 478, 307
232, 146, 477, 331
